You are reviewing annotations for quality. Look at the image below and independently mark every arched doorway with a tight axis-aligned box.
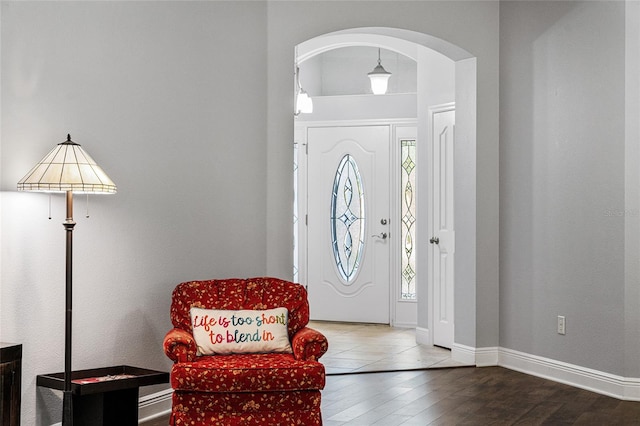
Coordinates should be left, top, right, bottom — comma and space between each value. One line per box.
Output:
294, 28, 477, 363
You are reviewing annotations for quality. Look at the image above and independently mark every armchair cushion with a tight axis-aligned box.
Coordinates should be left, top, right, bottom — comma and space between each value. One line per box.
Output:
171, 353, 325, 393
191, 307, 292, 355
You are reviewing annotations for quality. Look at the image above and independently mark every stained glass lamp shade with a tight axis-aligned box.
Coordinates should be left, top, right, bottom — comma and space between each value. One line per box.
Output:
17, 134, 116, 194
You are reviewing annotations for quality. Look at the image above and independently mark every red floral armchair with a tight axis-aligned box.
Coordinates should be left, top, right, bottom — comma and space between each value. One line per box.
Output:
163, 277, 328, 425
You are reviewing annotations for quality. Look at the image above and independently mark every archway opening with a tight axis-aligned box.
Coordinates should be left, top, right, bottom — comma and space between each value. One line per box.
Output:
294, 27, 477, 367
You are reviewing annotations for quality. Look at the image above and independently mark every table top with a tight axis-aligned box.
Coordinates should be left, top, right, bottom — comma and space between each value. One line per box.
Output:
36, 365, 169, 395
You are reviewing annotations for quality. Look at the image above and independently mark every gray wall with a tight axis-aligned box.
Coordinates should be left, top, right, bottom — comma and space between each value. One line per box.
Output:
1, 2, 269, 423
499, 1, 634, 376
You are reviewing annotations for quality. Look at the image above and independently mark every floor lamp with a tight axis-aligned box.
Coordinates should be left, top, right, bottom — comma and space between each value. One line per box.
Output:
17, 134, 117, 425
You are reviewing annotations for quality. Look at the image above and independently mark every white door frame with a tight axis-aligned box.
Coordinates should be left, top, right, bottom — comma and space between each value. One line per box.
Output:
296, 119, 416, 326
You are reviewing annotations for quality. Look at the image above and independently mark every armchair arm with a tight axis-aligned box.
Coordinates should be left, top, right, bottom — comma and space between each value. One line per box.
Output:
291, 326, 328, 361
163, 328, 198, 363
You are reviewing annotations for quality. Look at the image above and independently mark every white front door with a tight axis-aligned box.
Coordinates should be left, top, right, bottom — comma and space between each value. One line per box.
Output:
306, 126, 390, 324
430, 105, 456, 348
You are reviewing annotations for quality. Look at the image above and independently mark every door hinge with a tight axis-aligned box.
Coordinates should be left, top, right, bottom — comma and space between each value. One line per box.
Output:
305, 214, 308, 226
305, 143, 308, 155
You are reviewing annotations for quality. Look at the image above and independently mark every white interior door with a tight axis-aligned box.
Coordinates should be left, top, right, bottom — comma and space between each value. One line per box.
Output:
430, 106, 455, 348
306, 126, 390, 323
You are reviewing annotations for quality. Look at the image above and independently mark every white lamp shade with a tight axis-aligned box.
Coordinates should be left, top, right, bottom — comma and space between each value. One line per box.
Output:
296, 90, 313, 114
368, 64, 391, 95
369, 73, 391, 95
17, 135, 117, 194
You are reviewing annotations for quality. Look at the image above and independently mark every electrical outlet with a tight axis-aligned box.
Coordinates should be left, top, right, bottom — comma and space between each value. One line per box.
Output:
557, 316, 566, 335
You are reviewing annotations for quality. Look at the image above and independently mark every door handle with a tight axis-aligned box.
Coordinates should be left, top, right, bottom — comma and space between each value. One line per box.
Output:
372, 232, 388, 240
430, 237, 439, 244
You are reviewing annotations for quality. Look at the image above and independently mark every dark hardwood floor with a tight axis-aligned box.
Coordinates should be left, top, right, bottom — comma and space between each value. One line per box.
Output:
144, 366, 640, 425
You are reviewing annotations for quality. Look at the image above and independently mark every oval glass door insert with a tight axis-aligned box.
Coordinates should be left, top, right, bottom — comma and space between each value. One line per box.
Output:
330, 154, 366, 283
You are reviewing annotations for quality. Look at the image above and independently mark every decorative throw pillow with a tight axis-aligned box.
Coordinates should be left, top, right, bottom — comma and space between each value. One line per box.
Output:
190, 307, 293, 355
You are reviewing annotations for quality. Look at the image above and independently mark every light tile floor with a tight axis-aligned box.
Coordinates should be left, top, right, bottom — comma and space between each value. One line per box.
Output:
309, 321, 470, 375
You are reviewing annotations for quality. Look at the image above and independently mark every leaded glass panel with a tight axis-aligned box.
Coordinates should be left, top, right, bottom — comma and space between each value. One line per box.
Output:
401, 139, 417, 300
330, 154, 365, 283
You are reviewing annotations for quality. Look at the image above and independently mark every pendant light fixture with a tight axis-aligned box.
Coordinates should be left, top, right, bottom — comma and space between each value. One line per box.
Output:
368, 48, 391, 95
295, 65, 313, 115
295, 46, 313, 116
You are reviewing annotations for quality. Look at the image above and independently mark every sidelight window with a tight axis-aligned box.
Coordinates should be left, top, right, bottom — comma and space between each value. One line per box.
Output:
401, 139, 417, 300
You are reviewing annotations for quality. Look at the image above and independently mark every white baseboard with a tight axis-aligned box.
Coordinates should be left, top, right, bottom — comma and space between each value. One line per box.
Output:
415, 326, 431, 346
393, 321, 418, 329
450, 343, 476, 365
473, 346, 499, 367
499, 347, 640, 402
439, 343, 640, 401
138, 388, 173, 424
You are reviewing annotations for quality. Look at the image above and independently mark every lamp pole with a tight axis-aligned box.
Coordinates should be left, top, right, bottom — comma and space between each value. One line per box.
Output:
63, 190, 75, 426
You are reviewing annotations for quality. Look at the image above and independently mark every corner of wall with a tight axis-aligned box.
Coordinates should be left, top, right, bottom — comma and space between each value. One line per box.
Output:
624, 0, 640, 379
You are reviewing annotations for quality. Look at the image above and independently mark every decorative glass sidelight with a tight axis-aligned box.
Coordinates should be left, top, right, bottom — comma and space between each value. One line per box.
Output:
331, 154, 366, 283
401, 139, 417, 300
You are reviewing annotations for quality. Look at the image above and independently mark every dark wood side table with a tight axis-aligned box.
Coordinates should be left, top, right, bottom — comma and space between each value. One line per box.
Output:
37, 365, 169, 426
0, 343, 22, 426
